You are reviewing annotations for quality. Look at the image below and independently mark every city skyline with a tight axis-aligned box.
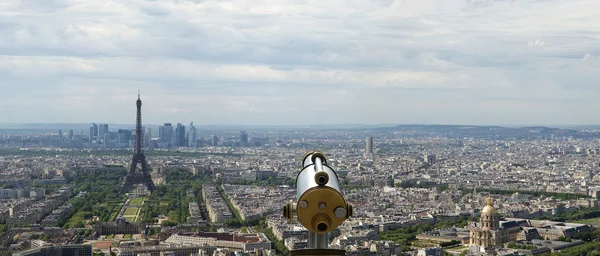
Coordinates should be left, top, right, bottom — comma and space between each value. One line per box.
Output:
1, 1, 600, 125
2, 121, 600, 130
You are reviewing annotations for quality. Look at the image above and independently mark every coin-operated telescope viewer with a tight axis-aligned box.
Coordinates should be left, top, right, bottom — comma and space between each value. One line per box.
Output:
282, 151, 353, 255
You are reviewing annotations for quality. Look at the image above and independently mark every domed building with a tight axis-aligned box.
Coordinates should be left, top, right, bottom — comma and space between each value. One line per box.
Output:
469, 196, 509, 247
93, 215, 145, 236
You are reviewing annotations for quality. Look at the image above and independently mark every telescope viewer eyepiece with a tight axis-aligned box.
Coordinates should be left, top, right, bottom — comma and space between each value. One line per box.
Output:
283, 151, 353, 234
315, 172, 329, 186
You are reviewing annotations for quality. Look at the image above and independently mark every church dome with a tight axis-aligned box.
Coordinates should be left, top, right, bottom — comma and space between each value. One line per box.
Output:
481, 196, 497, 215
482, 205, 497, 214
115, 216, 127, 225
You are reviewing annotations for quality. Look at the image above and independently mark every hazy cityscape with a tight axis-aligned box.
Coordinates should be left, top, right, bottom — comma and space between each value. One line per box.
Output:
1, 92, 600, 255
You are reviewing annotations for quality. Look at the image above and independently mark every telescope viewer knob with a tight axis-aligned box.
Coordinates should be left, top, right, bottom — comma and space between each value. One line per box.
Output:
282, 200, 295, 222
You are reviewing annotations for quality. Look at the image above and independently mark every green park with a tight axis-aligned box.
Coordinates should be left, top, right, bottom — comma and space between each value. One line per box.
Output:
59, 168, 212, 231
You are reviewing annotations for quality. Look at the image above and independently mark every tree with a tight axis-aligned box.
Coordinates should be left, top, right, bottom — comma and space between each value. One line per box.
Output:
439, 240, 461, 247
74, 221, 85, 228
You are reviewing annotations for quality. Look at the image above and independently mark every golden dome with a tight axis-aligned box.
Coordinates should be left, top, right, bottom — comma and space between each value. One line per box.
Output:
481, 195, 496, 214
481, 205, 497, 214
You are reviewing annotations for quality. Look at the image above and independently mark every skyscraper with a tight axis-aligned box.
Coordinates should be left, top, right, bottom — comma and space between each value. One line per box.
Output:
89, 127, 94, 142
159, 126, 165, 142
58, 129, 63, 140
211, 135, 219, 147
103, 133, 111, 148
175, 123, 186, 147
145, 127, 152, 148
92, 123, 98, 137
188, 122, 197, 147
98, 124, 109, 137
163, 123, 173, 146
240, 131, 249, 145
366, 136, 373, 155
69, 130, 74, 140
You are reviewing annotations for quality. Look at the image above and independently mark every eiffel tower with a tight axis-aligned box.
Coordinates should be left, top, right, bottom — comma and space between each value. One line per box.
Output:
121, 91, 156, 193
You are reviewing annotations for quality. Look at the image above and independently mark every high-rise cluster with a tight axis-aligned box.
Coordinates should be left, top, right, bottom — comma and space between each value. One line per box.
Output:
157, 122, 194, 147
88, 123, 151, 149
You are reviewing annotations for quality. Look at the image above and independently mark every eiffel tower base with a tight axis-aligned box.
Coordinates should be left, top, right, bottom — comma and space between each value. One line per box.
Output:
121, 173, 156, 194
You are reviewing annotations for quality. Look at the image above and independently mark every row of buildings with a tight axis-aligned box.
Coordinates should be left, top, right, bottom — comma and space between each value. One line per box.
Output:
187, 202, 206, 225
220, 184, 294, 221
201, 185, 234, 223
3, 186, 73, 227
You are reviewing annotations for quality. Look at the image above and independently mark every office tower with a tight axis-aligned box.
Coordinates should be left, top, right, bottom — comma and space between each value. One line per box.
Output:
240, 131, 249, 144
69, 130, 74, 140
98, 124, 109, 137
145, 127, 152, 147
58, 129, 63, 140
117, 129, 133, 141
211, 135, 218, 146
366, 136, 373, 155
89, 127, 94, 142
118, 132, 126, 144
188, 122, 197, 147
175, 123, 186, 147
92, 123, 98, 137
98, 124, 105, 137
159, 126, 165, 142
103, 133, 111, 148
163, 123, 173, 146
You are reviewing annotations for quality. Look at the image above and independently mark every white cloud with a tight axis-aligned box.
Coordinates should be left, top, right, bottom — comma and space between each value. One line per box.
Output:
528, 39, 545, 47
582, 53, 599, 61
0, 0, 599, 125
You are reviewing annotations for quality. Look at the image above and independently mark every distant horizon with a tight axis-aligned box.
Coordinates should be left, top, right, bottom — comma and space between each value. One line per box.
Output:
1, 122, 599, 130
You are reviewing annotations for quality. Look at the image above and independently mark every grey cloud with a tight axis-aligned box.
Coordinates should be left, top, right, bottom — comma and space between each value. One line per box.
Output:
0, 0, 599, 125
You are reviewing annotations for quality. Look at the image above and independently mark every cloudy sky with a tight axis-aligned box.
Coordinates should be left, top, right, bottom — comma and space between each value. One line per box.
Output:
1, 0, 599, 126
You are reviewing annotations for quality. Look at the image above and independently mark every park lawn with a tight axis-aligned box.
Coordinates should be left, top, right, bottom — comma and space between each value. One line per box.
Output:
574, 217, 600, 225
130, 198, 145, 206
109, 211, 120, 221
124, 208, 139, 216
64, 211, 91, 228
125, 216, 136, 222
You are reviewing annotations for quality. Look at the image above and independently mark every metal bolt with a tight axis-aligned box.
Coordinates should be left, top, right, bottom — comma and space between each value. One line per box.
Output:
334, 207, 347, 219
299, 200, 308, 209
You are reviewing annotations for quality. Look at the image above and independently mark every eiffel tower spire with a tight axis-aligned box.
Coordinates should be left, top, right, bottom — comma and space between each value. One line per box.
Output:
135, 90, 143, 155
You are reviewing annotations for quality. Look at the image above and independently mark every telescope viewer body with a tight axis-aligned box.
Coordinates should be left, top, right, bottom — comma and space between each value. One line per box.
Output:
283, 151, 353, 235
